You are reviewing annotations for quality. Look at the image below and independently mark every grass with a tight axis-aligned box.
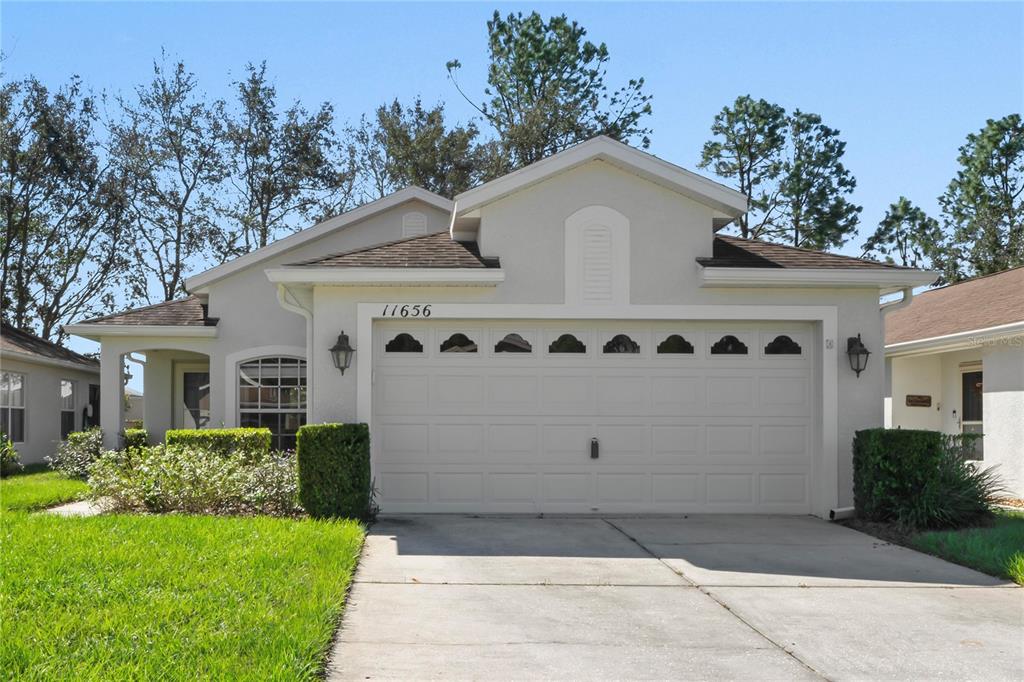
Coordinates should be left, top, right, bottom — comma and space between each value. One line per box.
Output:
911, 510, 1024, 585
0, 465, 89, 512
1, 512, 365, 680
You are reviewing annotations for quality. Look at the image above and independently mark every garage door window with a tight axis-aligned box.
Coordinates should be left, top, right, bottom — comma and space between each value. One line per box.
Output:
711, 335, 748, 355
238, 357, 306, 450
603, 334, 639, 354
657, 334, 694, 354
385, 333, 423, 353
440, 333, 477, 353
495, 333, 532, 353
765, 335, 802, 355
549, 334, 586, 353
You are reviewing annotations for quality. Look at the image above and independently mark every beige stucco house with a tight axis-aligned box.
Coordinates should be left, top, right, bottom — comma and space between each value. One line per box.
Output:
885, 267, 1024, 496
67, 137, 936, 517
0, 323, 101, 464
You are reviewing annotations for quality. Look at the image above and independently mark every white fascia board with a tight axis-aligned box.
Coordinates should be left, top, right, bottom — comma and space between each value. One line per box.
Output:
454, 136, 747, 217
185, 187, 453, 292
885, 320, 1024, 357
265, 267, 505, 287
63, 324, 218, 341
700, 266, 938, 292
0, 349, 100, 374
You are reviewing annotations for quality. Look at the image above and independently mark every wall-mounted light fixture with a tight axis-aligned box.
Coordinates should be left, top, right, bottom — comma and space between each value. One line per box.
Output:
329, 331, 356, 374
846, 334, 870, 378
122, 361, 133, 386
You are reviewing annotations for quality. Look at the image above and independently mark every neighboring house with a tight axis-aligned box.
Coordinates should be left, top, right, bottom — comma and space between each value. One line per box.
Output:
124, 387, 144, 428
885, 267, 1024, 496
67, 137, 934, 517
0, 322, 101, 464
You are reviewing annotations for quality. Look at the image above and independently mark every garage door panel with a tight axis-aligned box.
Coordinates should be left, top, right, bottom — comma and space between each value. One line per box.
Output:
759, 473, 808, 504
541, 473, 592, 503
486, 374, 539, 411
706, 473, 755, 504
597, 473, 650, 504
378, 423, 430, 463
373, 320, 815, 513
650, 376, 705, 416
542, 424, 594, 463
433, 423, 485, 464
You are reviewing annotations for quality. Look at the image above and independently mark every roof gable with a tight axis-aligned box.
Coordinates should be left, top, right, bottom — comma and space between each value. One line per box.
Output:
186, 187, 452, 291
453, 136, 747, 222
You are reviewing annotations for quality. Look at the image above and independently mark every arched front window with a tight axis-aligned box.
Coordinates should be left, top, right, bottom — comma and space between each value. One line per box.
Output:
238, 357, 306, 450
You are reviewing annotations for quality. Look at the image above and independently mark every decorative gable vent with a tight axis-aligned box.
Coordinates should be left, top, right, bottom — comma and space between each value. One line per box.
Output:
581, 225, 613, 303
402, 211, 428, 238
565, 205, 629, 305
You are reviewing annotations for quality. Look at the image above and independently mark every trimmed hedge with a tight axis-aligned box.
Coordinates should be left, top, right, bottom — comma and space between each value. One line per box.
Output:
165, 428, 272, 459
853, 428, 1001, 529
123, 429, 148, 451
854, 428, 944, 522
296, 423, 370, 519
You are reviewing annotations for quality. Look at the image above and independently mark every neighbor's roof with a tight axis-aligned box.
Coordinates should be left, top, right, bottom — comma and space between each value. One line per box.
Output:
698, 235, 911, 270
76, 296, 209, 327
287, 231, 499, 269
886, 266, 1024, 345
1, 322, 100, 370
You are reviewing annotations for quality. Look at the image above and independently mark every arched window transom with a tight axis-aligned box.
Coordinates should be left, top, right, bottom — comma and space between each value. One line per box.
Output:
603, 334, 639, 354
549, 334, 586, 354
440, 333, 477, 353
385, 333, 423, 353
710, 335, 748, 355
495, 333, 532, 353
657, 334, 694, 354
764, 335, 802, 355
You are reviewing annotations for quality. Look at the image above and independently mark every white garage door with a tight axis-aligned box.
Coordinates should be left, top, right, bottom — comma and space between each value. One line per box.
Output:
372, 320, 816, 514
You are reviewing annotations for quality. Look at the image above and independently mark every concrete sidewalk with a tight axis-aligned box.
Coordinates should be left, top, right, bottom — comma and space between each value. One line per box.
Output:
327, 515, 1022, 680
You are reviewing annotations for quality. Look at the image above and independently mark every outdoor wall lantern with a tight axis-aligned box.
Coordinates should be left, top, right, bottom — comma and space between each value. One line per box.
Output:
329, 331, 356, 374
122, 361, 133, 386
846, 334, 870, 378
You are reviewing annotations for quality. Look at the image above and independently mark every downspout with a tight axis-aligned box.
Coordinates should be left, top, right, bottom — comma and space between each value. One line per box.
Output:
276, 283, 314, 424
880, 287, 914, 316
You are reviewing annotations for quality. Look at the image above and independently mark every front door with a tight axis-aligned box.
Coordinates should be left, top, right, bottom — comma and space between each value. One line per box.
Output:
961, 369, 983, 459
175, 363, 210, 429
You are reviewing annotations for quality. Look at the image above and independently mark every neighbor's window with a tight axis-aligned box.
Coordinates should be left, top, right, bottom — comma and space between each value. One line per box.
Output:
238, 357, 306, 450
0, 371, 25, 443
60, 379, 76, 439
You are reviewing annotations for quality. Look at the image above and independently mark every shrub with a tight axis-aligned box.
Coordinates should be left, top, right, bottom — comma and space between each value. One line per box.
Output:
165, 428, 271, 460
0, 434, 21, 477
87, 444, 300, 516
853, 428, 1003, 529
296, 423, 370, 519
48, 428, 103, 478
123, 429, 148, 451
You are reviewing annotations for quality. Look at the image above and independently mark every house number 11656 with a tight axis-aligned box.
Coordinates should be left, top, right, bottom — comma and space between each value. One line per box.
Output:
381, 304, 431, 318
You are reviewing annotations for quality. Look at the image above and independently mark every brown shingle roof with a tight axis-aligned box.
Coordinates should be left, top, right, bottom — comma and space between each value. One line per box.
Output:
698, 235, 911, 270
77, 296, 210, 326
288, 231, 498, 269
886, 267, 1024, 345
1, 323, 99, 369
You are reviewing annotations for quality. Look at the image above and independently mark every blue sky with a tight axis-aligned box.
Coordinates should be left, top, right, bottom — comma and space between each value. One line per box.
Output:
3, 2, 1022, 377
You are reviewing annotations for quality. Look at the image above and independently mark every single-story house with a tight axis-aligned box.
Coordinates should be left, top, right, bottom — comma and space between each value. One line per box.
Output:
0, 322, 101, 464
67, 136, 935, 517
885, 267, 1024, 496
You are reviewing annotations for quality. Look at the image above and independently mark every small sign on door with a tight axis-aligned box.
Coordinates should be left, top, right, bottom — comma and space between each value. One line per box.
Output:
905, 394, 932, 407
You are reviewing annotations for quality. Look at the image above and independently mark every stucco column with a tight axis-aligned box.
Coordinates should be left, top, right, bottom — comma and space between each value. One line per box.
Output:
99, 345, 124, 450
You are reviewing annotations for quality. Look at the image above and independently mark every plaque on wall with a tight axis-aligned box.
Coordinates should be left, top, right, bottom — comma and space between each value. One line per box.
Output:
905, 394, 932, 407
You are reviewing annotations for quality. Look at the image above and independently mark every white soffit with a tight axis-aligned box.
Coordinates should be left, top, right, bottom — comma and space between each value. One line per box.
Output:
186, 187, 453, 292
453, 136, 748, 218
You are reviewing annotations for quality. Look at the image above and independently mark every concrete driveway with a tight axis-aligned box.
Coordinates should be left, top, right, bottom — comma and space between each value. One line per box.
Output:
327, 515, 1022, 680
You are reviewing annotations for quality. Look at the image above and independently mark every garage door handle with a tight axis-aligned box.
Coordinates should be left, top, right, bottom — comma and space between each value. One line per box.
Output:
591, 437, 599, 459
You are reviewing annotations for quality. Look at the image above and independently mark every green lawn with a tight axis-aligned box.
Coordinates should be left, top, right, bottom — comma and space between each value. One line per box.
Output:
912, 511, 1024, 585
0, 466, 89, 511
1, 512, 365, 680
